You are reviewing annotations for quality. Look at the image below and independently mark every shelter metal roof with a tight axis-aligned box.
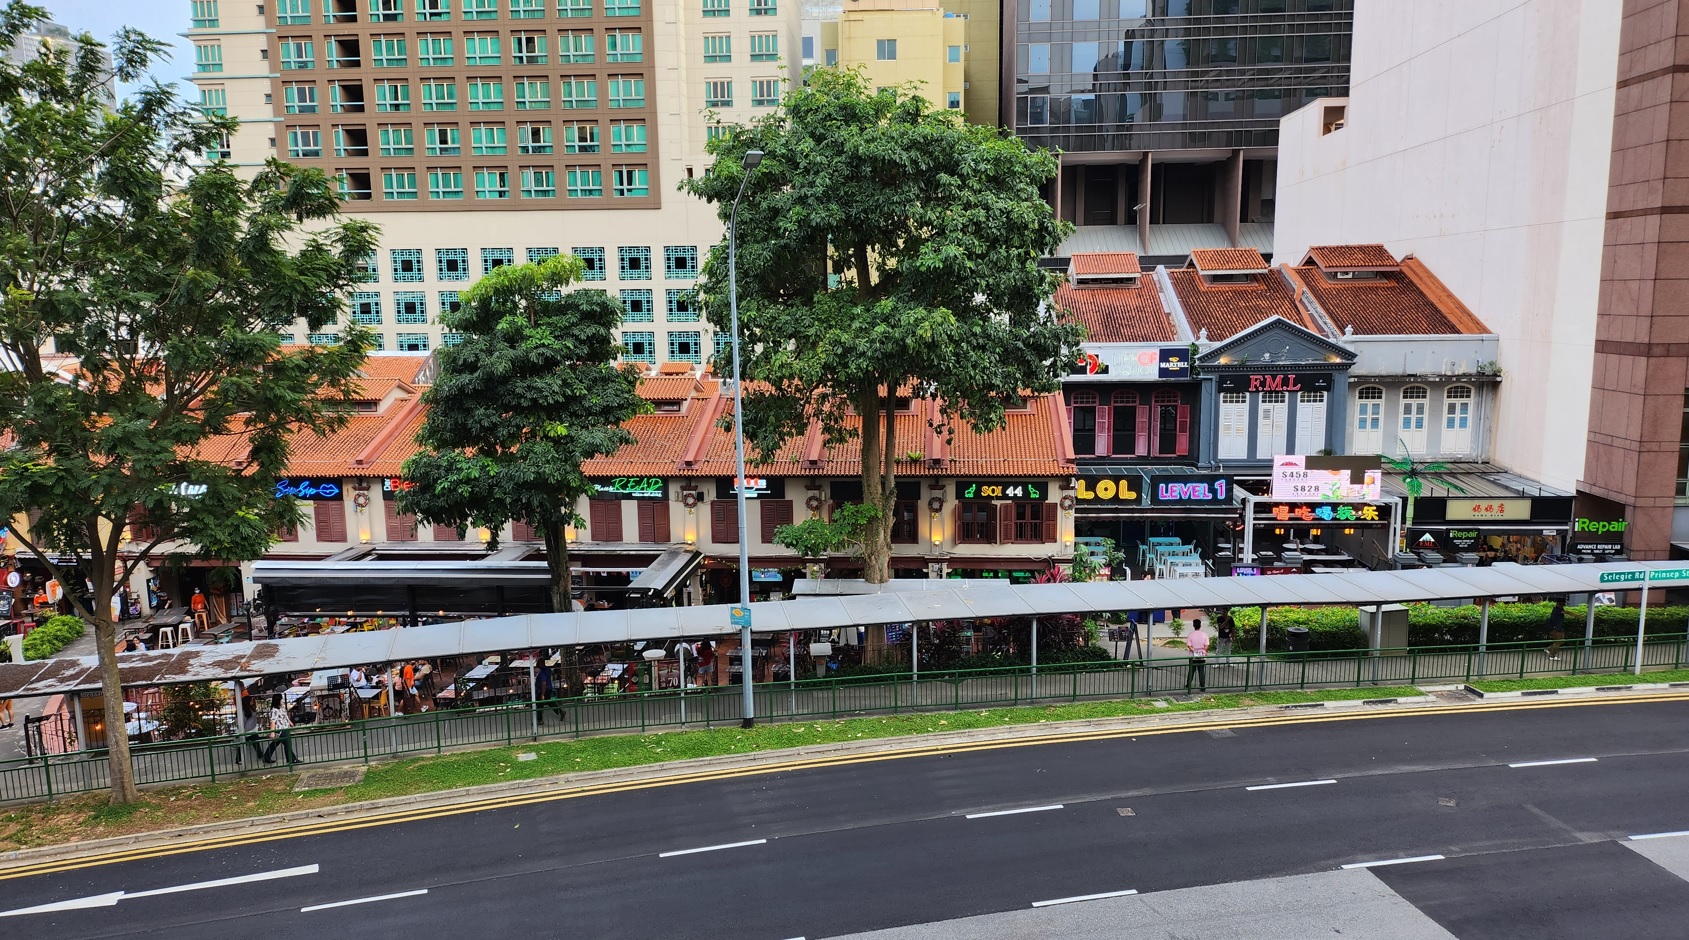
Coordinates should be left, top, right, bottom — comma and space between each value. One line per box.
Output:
0, 562, 1660, 697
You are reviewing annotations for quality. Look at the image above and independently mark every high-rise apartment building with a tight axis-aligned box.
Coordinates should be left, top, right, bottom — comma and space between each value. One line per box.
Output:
186, 0, 799, 360
817, 0, 972, 118
5, 19, 116, 102
1007, 0, 1352, 262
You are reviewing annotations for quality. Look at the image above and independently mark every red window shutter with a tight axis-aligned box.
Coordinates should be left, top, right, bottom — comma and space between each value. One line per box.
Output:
1042, 502, 1056, 542
314, 501, 347, 542
278, 523, 298, 543
1095, 404, 1111, 457
1135, 405, 1150, 456
711, 500, 738, 543
512, 521, 536, 541
591, 500, 623, 542
637, 501, 656, 543
761, 499, 793, 543
1176, 403, 1191, 456
384, 501, 417, 541
651, 501, 670, 542
952, 503, 963, 542
997, 502, 1015, 544
432, 522, 460, 542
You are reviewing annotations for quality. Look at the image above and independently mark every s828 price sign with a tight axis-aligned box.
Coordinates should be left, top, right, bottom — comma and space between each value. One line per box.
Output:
955, 480, 1049, 501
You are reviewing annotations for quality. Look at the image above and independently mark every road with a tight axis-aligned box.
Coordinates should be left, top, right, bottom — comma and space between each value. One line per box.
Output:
4, 696, 1689, 939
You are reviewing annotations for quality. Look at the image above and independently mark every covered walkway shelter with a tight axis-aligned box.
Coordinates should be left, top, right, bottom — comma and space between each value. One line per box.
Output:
0, 561, 1673, 700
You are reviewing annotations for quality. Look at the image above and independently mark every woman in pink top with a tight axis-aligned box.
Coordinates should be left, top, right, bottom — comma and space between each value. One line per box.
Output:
1184, 619, 1209, 694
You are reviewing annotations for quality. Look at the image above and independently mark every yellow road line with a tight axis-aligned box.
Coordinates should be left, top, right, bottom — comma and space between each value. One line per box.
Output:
6, 690, 1687, 881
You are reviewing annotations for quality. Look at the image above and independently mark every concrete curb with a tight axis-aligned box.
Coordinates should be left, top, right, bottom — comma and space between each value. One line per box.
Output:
2, 684, 1676, 871
1463, 680, 1689, 699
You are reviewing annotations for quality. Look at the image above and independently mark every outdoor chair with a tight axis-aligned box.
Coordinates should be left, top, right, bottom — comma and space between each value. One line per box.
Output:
155, 626, 175, 649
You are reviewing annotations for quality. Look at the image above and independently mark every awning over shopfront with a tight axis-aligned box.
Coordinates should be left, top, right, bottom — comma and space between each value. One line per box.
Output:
625, 546, 703, 601
1, 561, 1657, 698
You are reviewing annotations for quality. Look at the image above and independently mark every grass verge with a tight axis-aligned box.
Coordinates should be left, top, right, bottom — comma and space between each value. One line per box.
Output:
1469, 669, 1689, 693
0, 686, 1422, 853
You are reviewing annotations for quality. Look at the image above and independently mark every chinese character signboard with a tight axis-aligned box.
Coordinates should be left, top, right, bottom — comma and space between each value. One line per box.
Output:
1263, 503, 1382, 523
1445, 499, 1532, 521
1271, 455, 1382, 501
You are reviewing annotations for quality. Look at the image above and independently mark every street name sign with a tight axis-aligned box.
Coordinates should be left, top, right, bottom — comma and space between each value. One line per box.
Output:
1597, 568, 1689, 584
1599, 571, 1646, 584
1648, 567, 1689, 582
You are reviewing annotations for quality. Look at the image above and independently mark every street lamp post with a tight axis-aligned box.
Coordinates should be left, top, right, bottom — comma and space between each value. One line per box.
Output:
729, 148, 764, 729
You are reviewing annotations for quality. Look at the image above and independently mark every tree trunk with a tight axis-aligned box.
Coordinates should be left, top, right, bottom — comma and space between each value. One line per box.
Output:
543, 519, 583, 695
858, 393, 892, 583
1400, 494, 1417, 552
92, 610, 138, 803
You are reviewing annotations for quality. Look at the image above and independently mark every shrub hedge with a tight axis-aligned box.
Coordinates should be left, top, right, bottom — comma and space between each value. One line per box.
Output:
22, 615, 87, 660
1222, 603, 1689, 652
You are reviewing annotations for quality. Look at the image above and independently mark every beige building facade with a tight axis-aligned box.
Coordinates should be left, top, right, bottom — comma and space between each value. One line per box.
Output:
185, 0, 799, 362
818, 0, 967, 114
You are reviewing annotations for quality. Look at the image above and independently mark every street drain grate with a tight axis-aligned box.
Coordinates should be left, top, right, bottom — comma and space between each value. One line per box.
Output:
294, 768, 367, 791
1117, 807, 1136, 816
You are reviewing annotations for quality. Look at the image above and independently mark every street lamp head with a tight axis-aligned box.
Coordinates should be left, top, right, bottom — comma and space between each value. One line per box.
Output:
742, 149, 765, 170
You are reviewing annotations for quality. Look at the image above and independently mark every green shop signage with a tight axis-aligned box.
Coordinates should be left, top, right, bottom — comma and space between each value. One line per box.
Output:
955, 480, 1048, 501
592, 476, 666, 499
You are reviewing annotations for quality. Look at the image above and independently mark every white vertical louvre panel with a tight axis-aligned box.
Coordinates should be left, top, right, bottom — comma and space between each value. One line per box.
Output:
1442, 385, 1473, 455
1218, 392, 1249, 459
1294, 391, 1327, 454
1255, 391, 1287, 459
1353, 385, 1384, 455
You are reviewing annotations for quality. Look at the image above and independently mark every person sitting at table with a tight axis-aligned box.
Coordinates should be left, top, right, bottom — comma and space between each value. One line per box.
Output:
350, 666, 369, 688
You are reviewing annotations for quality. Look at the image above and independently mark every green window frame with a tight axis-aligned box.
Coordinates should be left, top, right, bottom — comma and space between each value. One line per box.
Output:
509, 0, 545, 16
375, 80, 412, 111
198, 87, 227, 117
421, 80, 457, 110
521, 167, 556, 198
482, 248, 515, 272
397, 332, 430, 352
429, 168, 465, 198
195, 43, 224, 73
418, 34, 454, 65
559, 0, 592, 15
668, 331, 703, 363
748, 0, 773, 15
308, 332, 342, 346
666, 289, 700, 321
277, 0, 313, 25
469, 79, 505, 110
704, 79, 731, 108
566, 166, 603, 197
471, 123, 508, 154
515, 78, 551, 109
371, 36, 408, 67
286, 127, 322, 158
284, 83, 318, 113
437, 248, 469, 279
561, 30, 594, 62
416, 0, 451, 20
475, 167, 510, 199
383, 169, 419, 200
395, 291, 429, 323
369, 0, 404, 22
513, 33, 548, 63
752, 78, 779, 107
561, 77, 597, 109
439, 290, 463, 314
191, 1, 221, 28
351, 292, 383, 325
425, 123, 461, 154
464, 34, 501, 64
379, 124, 415, 155
614, 166, 649, 198
564, 121, 599, 152
464, 0, 498, 17
702, 0, 728, 16
620, 289, 654, 322
607, 76, 644, 108
606, 30, 643, 62
610, 120, 645, 152
604, 0, 639, 15
518, 122, 554, 153
749, 32, 777, 61
703, 34, 730, 63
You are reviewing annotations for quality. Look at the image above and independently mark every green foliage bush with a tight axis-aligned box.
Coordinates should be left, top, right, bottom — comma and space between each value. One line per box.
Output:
23, 615, 86, 660
1228, 603, 1689, 652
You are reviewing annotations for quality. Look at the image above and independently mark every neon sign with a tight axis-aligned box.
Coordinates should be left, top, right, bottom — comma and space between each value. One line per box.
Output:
957, 481, 1046, 500
275, 479, 343, 501
1266, 504, 1379, 523
593, 476, 666, 498
1075, 477, 1138, 502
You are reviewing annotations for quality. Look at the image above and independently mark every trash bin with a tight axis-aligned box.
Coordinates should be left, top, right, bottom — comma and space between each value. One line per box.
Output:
1287, 626, 1311, 653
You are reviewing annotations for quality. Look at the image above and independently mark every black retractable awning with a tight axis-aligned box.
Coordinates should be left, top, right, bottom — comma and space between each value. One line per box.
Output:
625, 547, 704, 601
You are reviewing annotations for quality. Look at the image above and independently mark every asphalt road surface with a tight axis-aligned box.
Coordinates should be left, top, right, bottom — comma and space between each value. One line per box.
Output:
5, 696, 1689, 939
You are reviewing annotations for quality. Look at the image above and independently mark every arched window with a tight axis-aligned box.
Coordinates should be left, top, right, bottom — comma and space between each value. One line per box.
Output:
1443, 385, 1474, 454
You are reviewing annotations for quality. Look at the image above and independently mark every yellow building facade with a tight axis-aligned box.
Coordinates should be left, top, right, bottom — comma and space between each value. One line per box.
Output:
820, 0, 967, 116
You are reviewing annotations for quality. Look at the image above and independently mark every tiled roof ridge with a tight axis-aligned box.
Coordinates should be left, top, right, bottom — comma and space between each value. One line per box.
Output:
1188, 247, 1270, 274
677, 383, 725, 469
1398, 257, 1491, 334
1303, 244, 1401, 271
1275, 265, 1339, 338
351, 392, 426, 469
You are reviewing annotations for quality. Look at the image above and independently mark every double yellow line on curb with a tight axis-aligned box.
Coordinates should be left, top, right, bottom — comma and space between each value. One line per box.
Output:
5, 690, 1687, 881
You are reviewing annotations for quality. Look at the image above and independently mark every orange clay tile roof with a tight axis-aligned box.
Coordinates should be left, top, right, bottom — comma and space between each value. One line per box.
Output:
581, 409, 707, 477
1292, 257, 1491, 336
1071, 252, 1142, 276
356, 406, 428, 477
286, 414, 394, 478
1303, 245, 1400, 271
1054, 282, 1177, 343
1187, 248, 1269, 274
1166, 268, 1318, 341
346, 376, 415, 402
356, 355, 433, 384
637, 375, 702, 401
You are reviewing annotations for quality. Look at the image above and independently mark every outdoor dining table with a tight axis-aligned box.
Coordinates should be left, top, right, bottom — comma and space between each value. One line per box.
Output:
126, 718, 159, 738
462, 663, 500, 681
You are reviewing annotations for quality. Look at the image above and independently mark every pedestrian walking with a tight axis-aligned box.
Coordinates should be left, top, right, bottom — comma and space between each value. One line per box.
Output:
1545, 598, 1567, 661
1215, 612, 1236, 660
262, 693, 299, 765
237, 710, 266, 765
0, 696, 12, 729
1184, 619, 1209, 694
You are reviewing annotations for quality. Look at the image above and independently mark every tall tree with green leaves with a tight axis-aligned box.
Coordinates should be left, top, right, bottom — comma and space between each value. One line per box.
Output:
0, 4, 377, 804
397, 256, 644, 687
1382, 439, 1469, 550
682, 68, 1082, 583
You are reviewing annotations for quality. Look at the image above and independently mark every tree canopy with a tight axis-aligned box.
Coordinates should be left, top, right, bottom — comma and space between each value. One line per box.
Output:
398, 255, 645, 625
0, 3, 377, 803
681, 67, 1082, 581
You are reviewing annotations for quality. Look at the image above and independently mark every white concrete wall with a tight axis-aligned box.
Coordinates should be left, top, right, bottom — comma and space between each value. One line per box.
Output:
1273, 0, 1621, 492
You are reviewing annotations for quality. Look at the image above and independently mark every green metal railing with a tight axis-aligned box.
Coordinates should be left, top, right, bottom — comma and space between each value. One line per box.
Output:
2, 636, 1685, 805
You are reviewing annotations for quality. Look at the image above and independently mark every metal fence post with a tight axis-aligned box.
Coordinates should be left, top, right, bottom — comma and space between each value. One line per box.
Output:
361, 722, 370, 766
640, 693, 647, 734
1477, 600, 1491, 677
435, 709, 444, 755
207, 740, 217, 783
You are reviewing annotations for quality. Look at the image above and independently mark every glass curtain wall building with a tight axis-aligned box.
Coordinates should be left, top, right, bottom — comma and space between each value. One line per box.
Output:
1008, 0, 1351, 260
